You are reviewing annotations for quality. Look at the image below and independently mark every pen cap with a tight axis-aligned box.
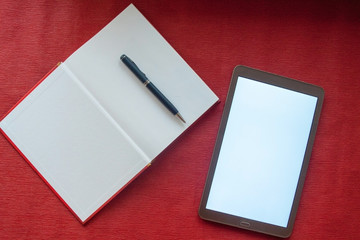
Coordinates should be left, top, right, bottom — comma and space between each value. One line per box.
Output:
121, 54, 148, 83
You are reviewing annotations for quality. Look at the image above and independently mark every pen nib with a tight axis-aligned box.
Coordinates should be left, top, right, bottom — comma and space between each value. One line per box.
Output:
176, 113, 186, 123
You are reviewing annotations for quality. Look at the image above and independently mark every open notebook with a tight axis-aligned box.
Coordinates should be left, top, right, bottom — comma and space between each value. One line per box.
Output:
0, 4, 218, 223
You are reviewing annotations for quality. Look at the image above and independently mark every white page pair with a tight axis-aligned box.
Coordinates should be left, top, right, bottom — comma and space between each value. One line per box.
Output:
0, 4, 218, 223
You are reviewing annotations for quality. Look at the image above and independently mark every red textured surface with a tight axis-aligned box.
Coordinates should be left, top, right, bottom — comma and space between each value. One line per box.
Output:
1, 1, 359, 239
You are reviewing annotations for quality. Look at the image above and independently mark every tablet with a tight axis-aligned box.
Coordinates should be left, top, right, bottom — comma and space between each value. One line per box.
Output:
199, 66, 324, 238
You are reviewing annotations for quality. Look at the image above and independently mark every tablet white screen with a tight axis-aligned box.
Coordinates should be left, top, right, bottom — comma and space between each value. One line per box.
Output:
206, 76, 317, 227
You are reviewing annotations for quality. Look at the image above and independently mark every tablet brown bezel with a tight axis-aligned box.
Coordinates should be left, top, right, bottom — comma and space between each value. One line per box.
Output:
199, 65, 324, 238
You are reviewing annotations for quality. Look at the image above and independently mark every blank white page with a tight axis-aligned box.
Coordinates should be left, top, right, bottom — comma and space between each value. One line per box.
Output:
0, 64, 149, 222
206, 77, 317, 227
65, 4, 219, 160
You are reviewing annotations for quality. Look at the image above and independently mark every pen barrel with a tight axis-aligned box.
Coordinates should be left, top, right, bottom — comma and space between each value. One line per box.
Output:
146, 82, 178, 115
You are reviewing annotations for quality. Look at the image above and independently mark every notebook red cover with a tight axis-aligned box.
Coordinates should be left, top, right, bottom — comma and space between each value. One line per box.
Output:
0, 4, 218, 224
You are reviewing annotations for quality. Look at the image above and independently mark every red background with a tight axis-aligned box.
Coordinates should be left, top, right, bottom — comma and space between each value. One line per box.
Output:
1, 0, 359, 239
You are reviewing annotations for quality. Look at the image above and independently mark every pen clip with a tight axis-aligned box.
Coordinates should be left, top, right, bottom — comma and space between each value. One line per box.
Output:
121, 54, 148, 83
